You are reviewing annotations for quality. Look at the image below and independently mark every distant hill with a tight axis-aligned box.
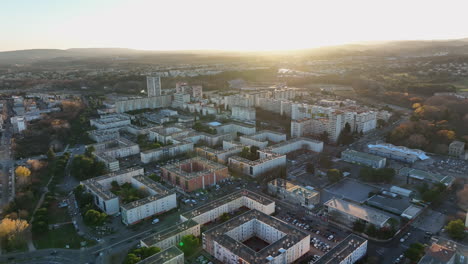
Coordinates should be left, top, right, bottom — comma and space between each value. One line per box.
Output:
1, 37, 468, 65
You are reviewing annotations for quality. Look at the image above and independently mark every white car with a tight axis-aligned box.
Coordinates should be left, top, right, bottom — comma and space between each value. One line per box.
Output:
152, 218, 160, 224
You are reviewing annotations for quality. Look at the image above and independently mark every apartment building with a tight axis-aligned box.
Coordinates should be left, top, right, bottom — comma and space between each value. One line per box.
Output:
341, 149, 387, 169
161, 157, 229, 192
231, 106, 256, 122
203, 210, 310, 264
180, 189, 275, 224
147, 76, 162, 97
81, 167, 177, 225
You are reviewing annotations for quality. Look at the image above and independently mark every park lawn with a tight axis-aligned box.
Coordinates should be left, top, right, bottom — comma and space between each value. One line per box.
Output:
34, 224, 95, 249
48, 201, 71, 224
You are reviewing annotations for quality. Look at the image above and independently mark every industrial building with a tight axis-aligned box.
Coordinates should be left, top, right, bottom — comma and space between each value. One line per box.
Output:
161, 157, 229, 192
399, 167, 455, 187
267, 178, 320, 209
203, 210, 310, 264
81, 167, 177, 225
324, 198, 391, 228
367, 143, 429, 163
341, 149, 387, 169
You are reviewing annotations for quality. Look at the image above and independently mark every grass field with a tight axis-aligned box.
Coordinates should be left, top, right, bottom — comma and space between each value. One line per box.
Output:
34, 224, 96, 249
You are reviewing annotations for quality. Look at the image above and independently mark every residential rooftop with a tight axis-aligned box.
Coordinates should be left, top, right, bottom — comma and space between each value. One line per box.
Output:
204, 210, 309, 264
161, 156, 227, 180
181, 189, 274, 220
136, 246, 184, 264
314, 234, 367, 264
120, 175, 174, 210
140, 219, 199, 247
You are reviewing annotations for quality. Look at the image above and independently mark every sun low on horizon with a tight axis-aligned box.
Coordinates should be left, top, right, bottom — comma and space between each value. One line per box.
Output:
1, 0, 468, 52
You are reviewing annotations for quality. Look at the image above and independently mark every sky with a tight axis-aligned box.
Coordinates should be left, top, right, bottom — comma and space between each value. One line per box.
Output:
1, 0, 468, 52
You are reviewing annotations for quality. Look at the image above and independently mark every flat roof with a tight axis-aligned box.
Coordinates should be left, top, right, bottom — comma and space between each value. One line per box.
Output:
342, 149, 385, 162
204, 210, 309, 264
161, 156, 227, 180
367, 195, 411, 215
181, 189, 274, 220
121, 176, 175, 210
268, 178, 319, 199
314, 234, 367, 264
136, 246, 183, 264
140, 219, 199, 247
399, 167, 455, 186
325, 198, 391, 226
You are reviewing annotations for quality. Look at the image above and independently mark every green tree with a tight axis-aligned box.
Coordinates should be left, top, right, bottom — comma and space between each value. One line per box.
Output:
318, 155, 332, 169
365, 224, 377, 237
84, 209, 107, 226
327, 169, 342, 183
404, 243, 425, 263
352, 220, 366, 233
305, 163, 315, 174
220, 213, 231, 222
46, 148, 56, 161
445, 219, 466, 240
178, 235, 200, 256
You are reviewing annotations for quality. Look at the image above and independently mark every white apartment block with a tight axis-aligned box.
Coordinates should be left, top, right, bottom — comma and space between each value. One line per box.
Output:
10, 116, 26, 133
137, 246, 184, 264
224, 94, 255, 109
172, 93, 191, 108
90, 113, 132, 130
260, 137, 324, 155
140, 219, 201, 249
88, 128, 120, 143
256, 98, 293, 116
180, 189, 275, 225
214, 122, 256, 137
121, 175, 177, 225
147, 76, 162, 97
239, 130, 287, 149
315, 235, 368, 264
228, 153, 286, 177
140, 141, 194, 164
90, 137, 140, 171
203, 210, 310, 264
291, 115, 343, 143
231, 106, 256, 122
81, 167, 177, 225
115, 95, 172, 113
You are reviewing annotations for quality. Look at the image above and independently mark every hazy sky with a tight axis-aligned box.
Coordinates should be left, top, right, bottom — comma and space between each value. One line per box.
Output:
1, 0, 468, 52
